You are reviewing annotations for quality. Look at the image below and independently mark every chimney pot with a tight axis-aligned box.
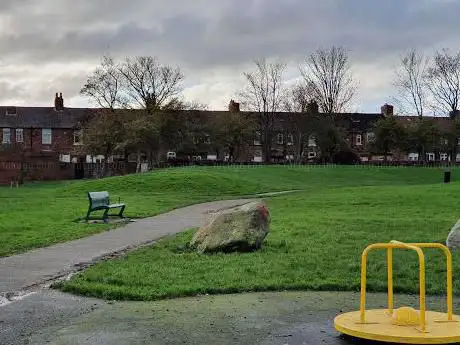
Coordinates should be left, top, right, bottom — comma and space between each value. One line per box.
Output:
450, 110, 460, 119
229, 99, 240, 112
55, 92, 64, 111
381, 103, 394, 117
306, 100, 319, 114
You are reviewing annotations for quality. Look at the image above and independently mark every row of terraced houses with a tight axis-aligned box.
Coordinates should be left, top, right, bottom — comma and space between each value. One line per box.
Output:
0, 93, 456, 184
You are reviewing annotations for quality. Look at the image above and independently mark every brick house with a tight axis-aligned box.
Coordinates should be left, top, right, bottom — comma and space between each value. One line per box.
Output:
0, 93, 105, 184
0, 94, 87, 157
0, 93, 457, 184
217, 102, 460, 163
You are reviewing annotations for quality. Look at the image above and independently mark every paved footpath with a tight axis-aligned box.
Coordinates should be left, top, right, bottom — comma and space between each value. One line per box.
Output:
0, 199, 253, 298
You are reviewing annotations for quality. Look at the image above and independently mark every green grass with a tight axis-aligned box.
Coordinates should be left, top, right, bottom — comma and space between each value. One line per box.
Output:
55, 166, 460, 300
2, 164, 438, 257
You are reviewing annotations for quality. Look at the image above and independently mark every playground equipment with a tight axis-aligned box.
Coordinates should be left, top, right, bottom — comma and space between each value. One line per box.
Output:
334, 240, 460, 344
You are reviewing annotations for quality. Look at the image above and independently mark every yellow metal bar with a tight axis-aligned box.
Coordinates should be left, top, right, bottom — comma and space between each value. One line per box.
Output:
360, 242, 428, 332
404, 243, 453, 321
360, 243, 394, 323
360, 244, 373, 323
390, 241, 426, 332
387, 248, 393, 314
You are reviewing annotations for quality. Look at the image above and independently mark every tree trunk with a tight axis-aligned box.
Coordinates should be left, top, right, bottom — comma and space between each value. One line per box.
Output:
296, 131, 303, 162
103, 148, 112, 178
263, 136, 271, 163
19, 152, 26, 185
136, 150, 142, 173
123, 148, 129, 175
229, 146, 235, 162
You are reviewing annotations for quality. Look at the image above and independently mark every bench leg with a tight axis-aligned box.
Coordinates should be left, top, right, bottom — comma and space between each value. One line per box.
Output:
118, 205, 126, 218
103, 208, 110, 223
86, 208, 92, 221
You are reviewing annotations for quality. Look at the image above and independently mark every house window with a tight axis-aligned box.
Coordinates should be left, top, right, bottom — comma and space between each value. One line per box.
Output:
308, 151, 317, 158
308, 135, 316, 147
59, 154, 71, 163
366, 132, 375, 143
16, 128, 23, 143
287, 134, 294, 146
443, 139, 449, 145
356, 134, 362, 146
426, 153, 435, 161
167, 152, 176, 159
42, 128, 52, 144
277, 133, 284, 145
204, 136, 211, 144
253, 150, 263, 162
440, 153, 449, 161
73, 130, 83, 145
2, 128, 10, 144
254, 131, 261, 146
408, 153, 419, 161
6, 107, 16, 116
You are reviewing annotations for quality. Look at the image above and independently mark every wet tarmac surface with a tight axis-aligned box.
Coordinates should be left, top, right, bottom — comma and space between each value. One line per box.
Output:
3, 290, 458, 345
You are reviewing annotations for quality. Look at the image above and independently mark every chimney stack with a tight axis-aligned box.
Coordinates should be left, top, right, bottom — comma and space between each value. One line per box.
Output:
306, 100, 319, 114
228, 99, 240, 112
450, 110, 460, 119
381, 103, 394, 117
54, 92, 64, 111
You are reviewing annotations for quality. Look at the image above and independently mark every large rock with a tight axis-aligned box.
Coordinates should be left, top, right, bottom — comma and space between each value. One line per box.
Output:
447, 219, 460, 250
190, 201, 270, 253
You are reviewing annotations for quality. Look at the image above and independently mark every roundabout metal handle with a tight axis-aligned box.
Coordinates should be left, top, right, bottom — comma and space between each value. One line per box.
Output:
360, 241, 426, 332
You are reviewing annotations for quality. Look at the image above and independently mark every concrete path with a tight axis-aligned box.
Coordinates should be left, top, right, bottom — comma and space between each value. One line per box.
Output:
0, 199, 253, 299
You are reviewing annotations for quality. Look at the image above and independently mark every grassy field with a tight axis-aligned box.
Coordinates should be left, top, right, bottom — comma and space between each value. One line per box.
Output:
55, 166, 460, 300
1, 164, 435, 257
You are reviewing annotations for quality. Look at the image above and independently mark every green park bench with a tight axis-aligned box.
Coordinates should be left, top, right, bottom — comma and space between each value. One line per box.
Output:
86, 191, 126, 223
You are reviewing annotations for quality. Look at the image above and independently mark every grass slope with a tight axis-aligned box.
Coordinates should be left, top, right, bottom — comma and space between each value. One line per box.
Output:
1, 165, 435, 257
56, 166, 460, 300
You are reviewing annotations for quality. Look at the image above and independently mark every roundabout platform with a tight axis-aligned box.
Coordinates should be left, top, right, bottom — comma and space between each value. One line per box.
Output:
335, 309, 460, 344
334, 241, 460, 344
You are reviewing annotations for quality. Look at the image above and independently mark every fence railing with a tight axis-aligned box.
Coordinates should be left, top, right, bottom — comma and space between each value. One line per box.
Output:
1, 160, 460, 171
1, 160, 460, 186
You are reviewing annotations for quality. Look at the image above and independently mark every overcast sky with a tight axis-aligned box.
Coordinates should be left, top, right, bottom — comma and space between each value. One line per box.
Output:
0, 0, 458, 114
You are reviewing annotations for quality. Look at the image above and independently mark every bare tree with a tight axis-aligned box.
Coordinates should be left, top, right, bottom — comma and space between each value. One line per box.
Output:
393, 49, 429, 117
426, 49, 460, 115
80, 56, 124, 110
282, 83, 316, 161
78, 109, 129, 176
282, 82, 314, 113
239, 58, 287, 162
80, 55, 187, 168
299, 46, 356, 114
119, 56, 184, 113
210, 112, 256, 162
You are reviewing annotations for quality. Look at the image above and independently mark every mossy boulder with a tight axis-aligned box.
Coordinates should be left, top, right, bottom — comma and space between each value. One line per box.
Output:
447, 219, 460, 250
190, 201, 270, 253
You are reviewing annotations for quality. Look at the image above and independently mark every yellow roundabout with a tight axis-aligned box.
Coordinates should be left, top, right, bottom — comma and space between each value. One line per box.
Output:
334, 241, 460, 344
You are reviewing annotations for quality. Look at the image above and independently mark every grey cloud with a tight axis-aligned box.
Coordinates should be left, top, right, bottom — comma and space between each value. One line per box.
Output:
0, 81, 27, 102
0, 0, 459, 109
2, 0, 460, 69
